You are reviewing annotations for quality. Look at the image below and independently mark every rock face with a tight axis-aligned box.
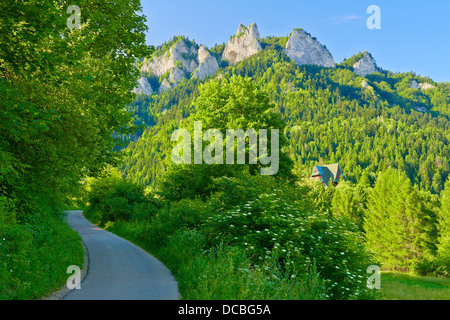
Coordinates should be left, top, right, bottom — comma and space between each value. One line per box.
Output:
222, 23, 262, 65
142, 39, 199, 78
420, 83, 435, 90
353, 52, 378, 76
159, 78, 173, 93
134, 23, 394, 96
168, 67, 186, 84
411, 80, 435, 91
361, 79, 377, 99
410, 80, 421, 90
133, 76, 153, 96
193, 45, 219, 79
285, 29, 335, 68
140, 38, 219, 92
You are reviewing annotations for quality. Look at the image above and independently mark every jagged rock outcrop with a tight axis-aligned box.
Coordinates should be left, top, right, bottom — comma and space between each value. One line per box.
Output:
353, 52, 378, 76
168, 67, 186, 84
285, 28, 335, 68
135, 23, 395, 96
361, 79, 372, 90
361, 79, 378, 99
133, 76, 153, 96
420, 83, 435, 90
222, 23, 262, 65
410, 80, 436, 91
141, 39, 199, 78
193, 45, 219, 79
159, 78, 172, 93
140, 38, 219, 92
410, 80, 421, 90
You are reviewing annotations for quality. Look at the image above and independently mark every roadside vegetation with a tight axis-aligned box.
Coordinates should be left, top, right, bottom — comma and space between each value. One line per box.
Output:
83, 171, 377, 300
0, 0, 152, 299
381, 272, 450, 300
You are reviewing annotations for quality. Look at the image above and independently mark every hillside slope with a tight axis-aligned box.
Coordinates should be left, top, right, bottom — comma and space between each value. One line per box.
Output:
120, 24, 450, 193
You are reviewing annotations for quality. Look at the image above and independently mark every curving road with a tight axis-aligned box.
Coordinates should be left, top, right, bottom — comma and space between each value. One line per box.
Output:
62, 211, 179, 300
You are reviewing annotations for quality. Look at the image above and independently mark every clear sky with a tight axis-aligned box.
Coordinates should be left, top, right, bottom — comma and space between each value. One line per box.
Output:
140, 0, 450, 83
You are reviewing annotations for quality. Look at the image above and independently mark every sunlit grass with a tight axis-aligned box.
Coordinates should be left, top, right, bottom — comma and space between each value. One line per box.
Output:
381, 272, 450, 300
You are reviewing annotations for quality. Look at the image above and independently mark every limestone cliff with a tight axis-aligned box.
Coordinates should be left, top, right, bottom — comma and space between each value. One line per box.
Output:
222, 23, 262, 65
353, 52, 378, 76
411, 80, 435, 91
134, 23, 397, 96
140, 38, 219, 92
141, 38, 198, 78
193, 45, 219, 79
285, 28, 335, 68
133, 76, 153, 96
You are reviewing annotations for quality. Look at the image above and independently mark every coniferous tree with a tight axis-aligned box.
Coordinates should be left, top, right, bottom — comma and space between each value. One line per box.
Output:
437, 180, 450, 274
364, 168, 434, 272
332, 181, 364, 228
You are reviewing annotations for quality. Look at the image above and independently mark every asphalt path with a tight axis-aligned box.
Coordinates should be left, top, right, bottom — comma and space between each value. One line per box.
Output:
62, 210, 179, 300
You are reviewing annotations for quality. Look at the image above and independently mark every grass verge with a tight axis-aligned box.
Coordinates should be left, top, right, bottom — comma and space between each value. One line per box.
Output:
381, 272, 450, 300
0, 212, 85, 300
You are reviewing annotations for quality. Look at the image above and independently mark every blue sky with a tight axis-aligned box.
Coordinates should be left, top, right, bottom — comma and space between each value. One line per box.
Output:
140, 0, 450, 82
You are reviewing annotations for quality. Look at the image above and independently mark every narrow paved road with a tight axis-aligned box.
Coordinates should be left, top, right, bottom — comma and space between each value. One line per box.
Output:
63, 211, 179, 300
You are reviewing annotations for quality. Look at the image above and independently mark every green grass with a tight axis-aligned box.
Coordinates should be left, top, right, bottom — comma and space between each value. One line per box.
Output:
381, 272, 450, 300
0, 212, 85, 300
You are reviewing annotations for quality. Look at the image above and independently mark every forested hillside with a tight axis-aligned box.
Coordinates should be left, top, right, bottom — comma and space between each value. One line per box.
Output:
120, 36, 450, 193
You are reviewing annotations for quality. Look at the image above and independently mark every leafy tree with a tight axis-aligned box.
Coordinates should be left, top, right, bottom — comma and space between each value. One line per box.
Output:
0, 0, 152, 298
159, 75, 295, 201
0, 0, 153, 218
84, 171, 158, 225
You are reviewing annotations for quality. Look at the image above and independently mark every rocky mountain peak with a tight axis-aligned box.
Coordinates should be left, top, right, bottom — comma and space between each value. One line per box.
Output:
222, 23, 262, 65
236, 23, 247, 36
133, 23, 393, 97
193, 45, 219, 80
353, 52, 378, 76
245, 23, 260, 40
141, 38, 199, 78
285, 28, 335, 68
137, 37, 219, 94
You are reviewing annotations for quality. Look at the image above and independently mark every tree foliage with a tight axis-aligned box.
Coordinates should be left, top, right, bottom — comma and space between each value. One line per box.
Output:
437, 180, 450, 274
0, 0, 152, 298
363, 168, 436, 273
0, 0, 152, 217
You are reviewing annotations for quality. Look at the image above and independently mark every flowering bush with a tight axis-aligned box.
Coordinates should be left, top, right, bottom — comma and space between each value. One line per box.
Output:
204, 189, 378, 300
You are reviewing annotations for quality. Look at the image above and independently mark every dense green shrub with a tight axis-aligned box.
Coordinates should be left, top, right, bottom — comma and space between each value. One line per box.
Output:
84, 173, 158, 225
144, 198, 209, 249
160, 232, 327, 300
436, 180, 450, 275
204, 189, 378, 300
